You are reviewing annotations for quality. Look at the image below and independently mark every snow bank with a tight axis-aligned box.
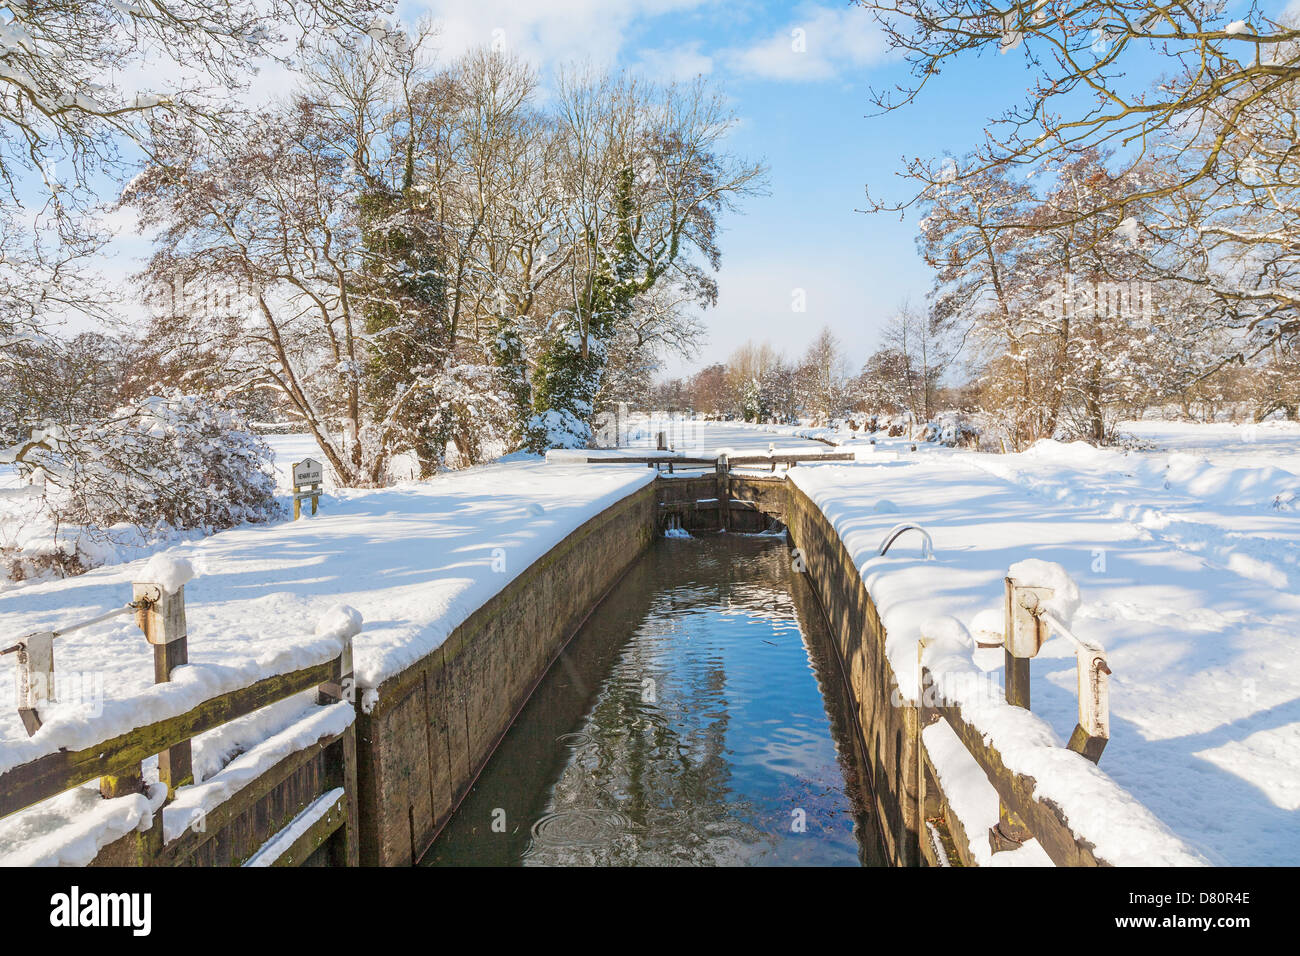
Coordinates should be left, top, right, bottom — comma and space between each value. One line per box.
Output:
789, 440, 1291, 865
0, 782, 166, 867
970, 438, 1300, 512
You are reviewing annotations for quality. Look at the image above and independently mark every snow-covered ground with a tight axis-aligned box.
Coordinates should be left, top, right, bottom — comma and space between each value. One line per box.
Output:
0, 432, 335, 592
1, 418, 1296, 866
785, 430, 1297, 865
614, 415, 835, 457
1120, 418, 1300, 475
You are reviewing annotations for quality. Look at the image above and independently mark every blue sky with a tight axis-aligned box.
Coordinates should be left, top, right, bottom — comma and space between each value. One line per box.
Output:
387, 0, 1085, 376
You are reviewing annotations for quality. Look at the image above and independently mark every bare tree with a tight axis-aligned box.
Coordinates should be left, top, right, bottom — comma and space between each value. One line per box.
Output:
797, 326, 852, 424
881, 300, 951, 421
860, 0, 1300, 217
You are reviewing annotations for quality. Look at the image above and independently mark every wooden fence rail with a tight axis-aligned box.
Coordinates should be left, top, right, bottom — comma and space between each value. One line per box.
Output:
1, 570, 356, 866
917, 671, 1109, 866
588, 451, 857, 472
0, 651, 349, 821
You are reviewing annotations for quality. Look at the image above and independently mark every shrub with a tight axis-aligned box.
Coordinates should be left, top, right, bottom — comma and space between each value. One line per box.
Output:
2, 394, 282, 581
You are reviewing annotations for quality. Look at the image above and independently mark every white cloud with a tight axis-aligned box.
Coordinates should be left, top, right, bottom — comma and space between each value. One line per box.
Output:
633, 41, 714, 81
725, 4, 892, 81
399, 0, 709, 69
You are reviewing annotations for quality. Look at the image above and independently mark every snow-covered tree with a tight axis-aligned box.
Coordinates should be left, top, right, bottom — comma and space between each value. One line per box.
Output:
0, 0, 386, 379
2, 393, 280, 579
525, 69, 764, 450
128, 30, 479, 484
797, 327, 852, 424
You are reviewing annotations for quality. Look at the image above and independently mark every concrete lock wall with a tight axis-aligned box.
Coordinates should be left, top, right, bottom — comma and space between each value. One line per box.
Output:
353, 482, 658, 866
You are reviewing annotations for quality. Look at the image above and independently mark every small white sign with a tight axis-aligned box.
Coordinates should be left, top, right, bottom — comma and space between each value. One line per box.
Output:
293, 458, 323, 486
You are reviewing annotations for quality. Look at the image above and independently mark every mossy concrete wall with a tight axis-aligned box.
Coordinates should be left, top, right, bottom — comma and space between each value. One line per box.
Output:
353, 482, 658, 866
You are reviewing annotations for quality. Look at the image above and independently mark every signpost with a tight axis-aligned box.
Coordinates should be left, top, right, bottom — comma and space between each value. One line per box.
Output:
292, 458, 323, 520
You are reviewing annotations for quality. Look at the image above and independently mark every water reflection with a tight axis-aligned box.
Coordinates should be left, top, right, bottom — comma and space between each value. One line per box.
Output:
422, 534, 886, 866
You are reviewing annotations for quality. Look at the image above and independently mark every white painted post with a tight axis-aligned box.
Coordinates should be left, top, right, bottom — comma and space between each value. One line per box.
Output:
1060, 621, 1111, 763
1074, 650, 1110, 749
15, 631, 54, 736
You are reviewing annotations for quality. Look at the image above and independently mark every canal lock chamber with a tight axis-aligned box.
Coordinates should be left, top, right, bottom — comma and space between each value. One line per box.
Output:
421, 471, 892, 866
422, 531, 889, 866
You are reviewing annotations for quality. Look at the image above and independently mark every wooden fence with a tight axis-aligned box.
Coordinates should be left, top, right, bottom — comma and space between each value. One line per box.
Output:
1, 572, 358, 866
917, 574, 1113, 865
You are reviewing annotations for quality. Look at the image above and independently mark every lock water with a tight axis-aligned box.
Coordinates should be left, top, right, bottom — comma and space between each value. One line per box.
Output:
421, 533, 887, 866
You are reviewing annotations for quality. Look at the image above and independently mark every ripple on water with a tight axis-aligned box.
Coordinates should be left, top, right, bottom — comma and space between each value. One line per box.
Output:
529, 808, 633, 848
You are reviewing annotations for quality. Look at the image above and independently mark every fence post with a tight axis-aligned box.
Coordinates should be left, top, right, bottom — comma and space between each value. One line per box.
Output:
134, 579, 193, 798
15, 631, 54, 736
316, 635, 353, 706
990, 576, 1053, 852
1003, 576, 1053, 709
317, 627, 359, 865
1067, 646, 1111, 763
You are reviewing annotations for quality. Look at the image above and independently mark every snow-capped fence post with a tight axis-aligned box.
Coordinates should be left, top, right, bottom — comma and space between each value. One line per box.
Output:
990, 576, 1054, 851
133, 576, 194, 799
1003, 576, 1053, 709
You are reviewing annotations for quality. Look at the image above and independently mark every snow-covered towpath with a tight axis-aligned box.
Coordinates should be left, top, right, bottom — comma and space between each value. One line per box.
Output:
0, 460, 656, 775
790, 435, 1300, 866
